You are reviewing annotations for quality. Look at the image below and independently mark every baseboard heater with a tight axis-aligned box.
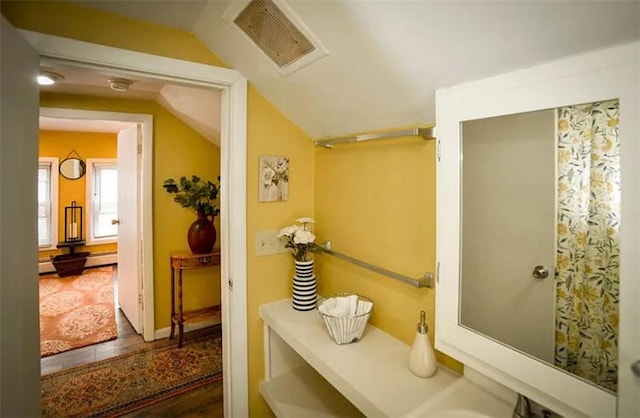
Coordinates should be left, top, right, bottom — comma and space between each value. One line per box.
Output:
39, 252, 117, 274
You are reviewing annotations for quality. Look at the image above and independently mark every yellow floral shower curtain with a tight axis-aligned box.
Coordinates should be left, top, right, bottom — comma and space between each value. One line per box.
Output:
554, 99, 620, 392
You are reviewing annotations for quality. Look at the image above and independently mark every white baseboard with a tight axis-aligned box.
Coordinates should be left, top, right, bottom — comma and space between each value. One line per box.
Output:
39, 253, 118, 274
154, 318, 220, 341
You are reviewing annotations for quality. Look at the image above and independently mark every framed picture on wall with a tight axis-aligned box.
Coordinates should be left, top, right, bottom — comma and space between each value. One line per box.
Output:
259, 155, 289, 202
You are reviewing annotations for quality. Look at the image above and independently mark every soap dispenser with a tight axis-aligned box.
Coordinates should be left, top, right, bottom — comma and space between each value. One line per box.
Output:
409, 310, 437, 378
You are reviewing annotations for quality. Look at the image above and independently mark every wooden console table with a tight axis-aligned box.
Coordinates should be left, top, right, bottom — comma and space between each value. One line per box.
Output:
170, 249, 221, 347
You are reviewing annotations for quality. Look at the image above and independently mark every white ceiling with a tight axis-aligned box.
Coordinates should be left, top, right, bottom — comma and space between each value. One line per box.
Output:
39, 63, 165, 100
72, 0, 640, 139
38, 60, 222, 145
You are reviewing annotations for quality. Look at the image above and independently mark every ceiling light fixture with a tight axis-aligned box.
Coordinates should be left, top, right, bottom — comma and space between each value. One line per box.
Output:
108, 78, 133, 92
37, 71, 65, 86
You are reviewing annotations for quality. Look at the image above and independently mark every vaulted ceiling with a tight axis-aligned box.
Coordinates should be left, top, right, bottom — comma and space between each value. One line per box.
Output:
70, 0, 640, 139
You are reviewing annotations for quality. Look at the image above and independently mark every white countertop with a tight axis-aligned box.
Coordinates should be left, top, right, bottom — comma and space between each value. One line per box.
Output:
260, 299, 461, 417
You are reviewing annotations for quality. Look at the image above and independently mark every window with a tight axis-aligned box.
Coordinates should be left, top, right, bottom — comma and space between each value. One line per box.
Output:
38, 158, 59, 249
87, 159, 118, 243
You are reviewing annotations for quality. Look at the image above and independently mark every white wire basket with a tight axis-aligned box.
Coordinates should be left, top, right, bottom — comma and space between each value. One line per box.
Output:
317, 293, 374, 345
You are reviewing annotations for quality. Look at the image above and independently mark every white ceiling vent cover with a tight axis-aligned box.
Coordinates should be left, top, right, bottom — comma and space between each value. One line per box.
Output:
223, 0, 329, 76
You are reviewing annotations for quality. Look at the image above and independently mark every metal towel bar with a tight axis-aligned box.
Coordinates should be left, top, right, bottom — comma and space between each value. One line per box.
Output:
314, 127, 436, 148
319, 242, 433, 289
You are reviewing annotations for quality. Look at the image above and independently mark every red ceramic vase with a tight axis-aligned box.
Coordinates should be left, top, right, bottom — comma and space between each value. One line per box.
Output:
187, 211, 217, 254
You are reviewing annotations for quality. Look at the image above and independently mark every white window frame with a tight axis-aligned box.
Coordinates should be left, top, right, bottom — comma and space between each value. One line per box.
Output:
37, 157, 59, 250
86, 158, 118, 245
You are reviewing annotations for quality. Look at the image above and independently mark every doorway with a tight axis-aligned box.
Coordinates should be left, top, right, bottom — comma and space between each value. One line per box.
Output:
39, 108, 154, 340
37, 110, 150, 364
10, 28, 248, 416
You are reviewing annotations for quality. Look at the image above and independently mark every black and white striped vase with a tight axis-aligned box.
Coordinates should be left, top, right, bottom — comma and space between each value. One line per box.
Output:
292, 260, 317, 311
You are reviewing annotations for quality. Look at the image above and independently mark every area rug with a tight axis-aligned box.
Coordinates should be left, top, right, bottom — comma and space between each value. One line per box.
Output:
42, 326, 223, 418
40, 266, 117, 357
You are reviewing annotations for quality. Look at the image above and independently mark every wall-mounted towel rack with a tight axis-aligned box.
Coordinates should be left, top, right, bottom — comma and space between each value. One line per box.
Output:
319, 242, 434, 289
314, 126, 436, 148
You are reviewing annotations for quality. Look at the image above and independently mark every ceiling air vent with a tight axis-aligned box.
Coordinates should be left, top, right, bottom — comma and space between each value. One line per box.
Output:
224, 0, 328, 76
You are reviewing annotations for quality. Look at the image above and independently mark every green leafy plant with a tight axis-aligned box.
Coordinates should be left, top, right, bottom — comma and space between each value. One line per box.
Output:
163, 175, 220, 217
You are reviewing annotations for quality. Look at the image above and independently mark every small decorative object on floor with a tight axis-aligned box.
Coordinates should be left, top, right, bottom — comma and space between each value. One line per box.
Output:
50, 251, 89, 277
408, 310, 437, 378
278, 217, 321, 311
317, 293, 374, 344
163, 175, 220, 254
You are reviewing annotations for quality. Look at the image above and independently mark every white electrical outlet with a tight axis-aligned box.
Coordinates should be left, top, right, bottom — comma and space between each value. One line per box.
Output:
255, 230, 288, 256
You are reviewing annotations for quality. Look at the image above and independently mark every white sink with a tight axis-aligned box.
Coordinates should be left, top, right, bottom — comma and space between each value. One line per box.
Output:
428, 411, 498, 418
407, 376, 514, 418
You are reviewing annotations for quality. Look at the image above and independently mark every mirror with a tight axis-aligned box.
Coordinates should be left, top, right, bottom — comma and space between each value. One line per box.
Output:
435, 41, 638, 418
59, 157, 86, 180
460, 99, 620, 394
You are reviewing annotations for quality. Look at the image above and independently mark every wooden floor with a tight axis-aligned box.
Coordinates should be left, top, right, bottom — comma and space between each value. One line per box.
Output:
40, 266, 224, 417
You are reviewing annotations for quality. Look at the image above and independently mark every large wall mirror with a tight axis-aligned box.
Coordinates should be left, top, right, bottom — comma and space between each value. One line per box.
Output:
435, 41, 639, 418
461, 99, 620, 394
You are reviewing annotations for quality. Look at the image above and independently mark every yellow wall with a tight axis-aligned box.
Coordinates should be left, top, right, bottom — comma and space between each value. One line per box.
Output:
314, 134, 462, 372
246, 90, 315, 417
39, 130, 117, 258
40, 94, 223, 323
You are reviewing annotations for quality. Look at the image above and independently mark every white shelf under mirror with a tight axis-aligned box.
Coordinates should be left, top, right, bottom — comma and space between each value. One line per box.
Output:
259, 299, 514, 417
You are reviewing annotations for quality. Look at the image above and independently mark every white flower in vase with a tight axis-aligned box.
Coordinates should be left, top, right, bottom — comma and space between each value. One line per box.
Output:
278, 217, 321, 262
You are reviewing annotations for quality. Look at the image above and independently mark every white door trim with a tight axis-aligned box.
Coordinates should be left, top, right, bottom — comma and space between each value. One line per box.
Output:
41, 108, 154, 340
25, 31, 249, 417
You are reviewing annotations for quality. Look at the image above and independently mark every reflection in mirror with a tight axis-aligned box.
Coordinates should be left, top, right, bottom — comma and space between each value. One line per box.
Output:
460, 99, 620, 394
59, 157, 86, 180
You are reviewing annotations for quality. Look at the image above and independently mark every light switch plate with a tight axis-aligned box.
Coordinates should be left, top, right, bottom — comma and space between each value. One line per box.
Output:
255, 230, 288, 256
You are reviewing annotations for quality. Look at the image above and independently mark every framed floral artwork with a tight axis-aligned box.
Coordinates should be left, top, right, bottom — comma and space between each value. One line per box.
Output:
259, 155, 289, 202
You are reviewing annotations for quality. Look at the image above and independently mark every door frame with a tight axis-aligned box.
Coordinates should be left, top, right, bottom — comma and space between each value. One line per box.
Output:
24, 30, 249, 416
40, 108, 154, 339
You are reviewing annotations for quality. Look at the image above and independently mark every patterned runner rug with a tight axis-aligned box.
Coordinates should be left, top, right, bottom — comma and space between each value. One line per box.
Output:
42, 326, 223, 417
40, 266, 117, 357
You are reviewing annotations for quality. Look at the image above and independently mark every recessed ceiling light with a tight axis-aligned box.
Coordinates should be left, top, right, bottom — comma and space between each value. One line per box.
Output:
108, 78, 133, 92
37, 71, 64, 86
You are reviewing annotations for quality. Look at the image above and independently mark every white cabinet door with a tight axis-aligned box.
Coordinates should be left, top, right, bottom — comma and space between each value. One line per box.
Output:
436, 42, 639, 417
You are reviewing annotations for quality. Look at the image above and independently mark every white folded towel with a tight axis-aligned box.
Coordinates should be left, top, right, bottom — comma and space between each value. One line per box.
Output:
319, 295, 371, 317
330, 297, 349, 316
347, 294, 358, 316
356, 300, 373, 315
